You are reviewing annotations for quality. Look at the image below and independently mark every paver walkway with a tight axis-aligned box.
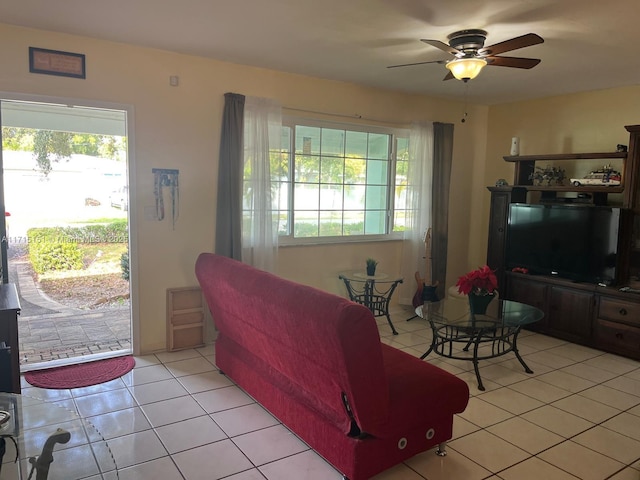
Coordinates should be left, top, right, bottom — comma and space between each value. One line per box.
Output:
11, 258, 132, 367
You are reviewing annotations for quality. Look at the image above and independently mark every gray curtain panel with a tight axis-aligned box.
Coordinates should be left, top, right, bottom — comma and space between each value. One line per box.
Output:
432, 122, 454, 299
215, 92, 245, 260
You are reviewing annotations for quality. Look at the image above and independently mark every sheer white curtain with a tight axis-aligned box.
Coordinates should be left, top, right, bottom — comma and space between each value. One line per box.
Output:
400, 122, 434, 304
242, 97, 282, 272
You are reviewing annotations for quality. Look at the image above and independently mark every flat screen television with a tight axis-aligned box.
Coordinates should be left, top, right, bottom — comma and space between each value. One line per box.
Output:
506, 203, 621, 285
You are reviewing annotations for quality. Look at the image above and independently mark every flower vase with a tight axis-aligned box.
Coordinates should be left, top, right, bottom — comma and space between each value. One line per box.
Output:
366, 265, 376, 276
468, 293, 495, 315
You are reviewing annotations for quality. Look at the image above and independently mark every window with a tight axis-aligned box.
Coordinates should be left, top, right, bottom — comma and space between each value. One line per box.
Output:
245, 118, 409, 243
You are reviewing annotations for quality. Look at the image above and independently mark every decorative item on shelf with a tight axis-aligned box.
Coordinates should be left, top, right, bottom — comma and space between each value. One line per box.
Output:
456, 265, 498, 315
570, 165, 621, 187
366, 258, 378, 276
495, 178, 509, 187
529, 165, 566, 186
617, 144, 628, 153
510, 137, 520, 156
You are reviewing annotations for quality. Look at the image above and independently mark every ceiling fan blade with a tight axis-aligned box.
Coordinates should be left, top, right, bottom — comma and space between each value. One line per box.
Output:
443, 71, 455, 81
387, 59, 446, 69
486, 56, 541, 69
478, 33, 543, 56
420, 38, 460, 56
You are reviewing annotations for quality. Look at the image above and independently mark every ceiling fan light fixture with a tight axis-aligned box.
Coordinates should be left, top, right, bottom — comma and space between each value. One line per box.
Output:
446, 57, 487, 81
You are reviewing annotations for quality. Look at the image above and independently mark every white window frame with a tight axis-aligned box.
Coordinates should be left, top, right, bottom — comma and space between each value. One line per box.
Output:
277, 116, 409, 246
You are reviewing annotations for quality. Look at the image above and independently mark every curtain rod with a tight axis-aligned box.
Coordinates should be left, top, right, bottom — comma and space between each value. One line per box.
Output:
282, 106, 411, 127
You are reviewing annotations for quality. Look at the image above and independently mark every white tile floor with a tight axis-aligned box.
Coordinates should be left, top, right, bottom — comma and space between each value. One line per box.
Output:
8, 304, 640, 479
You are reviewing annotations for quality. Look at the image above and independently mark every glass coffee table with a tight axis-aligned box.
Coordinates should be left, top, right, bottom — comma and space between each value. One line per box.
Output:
415, 298, 544, 390
0, 393, 116, 479
339, 271, 403, 335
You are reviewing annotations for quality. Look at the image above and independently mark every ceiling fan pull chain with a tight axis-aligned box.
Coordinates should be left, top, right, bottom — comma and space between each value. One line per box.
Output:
461, 82, 469, 123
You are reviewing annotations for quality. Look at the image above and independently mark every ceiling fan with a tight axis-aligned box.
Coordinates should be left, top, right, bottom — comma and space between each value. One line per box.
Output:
388, 29, 544, 82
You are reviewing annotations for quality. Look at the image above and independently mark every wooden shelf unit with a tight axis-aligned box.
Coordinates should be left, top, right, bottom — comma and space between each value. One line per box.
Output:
486, 125, 640, 360
504, 151, 628, 192
166, 286, 205, 352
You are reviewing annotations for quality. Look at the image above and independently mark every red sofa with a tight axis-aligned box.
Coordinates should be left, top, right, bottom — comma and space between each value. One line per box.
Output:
195, 253, 469, 480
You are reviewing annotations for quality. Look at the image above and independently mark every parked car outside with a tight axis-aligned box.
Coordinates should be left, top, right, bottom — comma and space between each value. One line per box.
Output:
109, 186, 129, 211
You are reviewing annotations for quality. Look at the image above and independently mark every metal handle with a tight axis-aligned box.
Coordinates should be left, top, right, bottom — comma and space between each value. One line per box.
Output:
619, 308, 627, 316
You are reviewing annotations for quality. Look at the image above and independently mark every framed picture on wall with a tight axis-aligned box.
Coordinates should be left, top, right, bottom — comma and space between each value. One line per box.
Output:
29, 47, 86, 79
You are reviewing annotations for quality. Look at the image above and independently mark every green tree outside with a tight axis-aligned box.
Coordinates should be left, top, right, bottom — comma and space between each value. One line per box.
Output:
2, 127, 127, 177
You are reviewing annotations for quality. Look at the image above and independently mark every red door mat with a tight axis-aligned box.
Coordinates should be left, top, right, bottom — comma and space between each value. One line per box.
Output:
24, 356, 135, 389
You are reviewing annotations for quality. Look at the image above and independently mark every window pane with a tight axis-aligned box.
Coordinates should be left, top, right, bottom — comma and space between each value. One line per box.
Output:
320, 184, 343, 210
319, 211, 343, 236
278, 211, 289, 235
345, 158, 366, 184
368, 133, 389, 160
345, 131, 367, 159
295, 183, 319, 210
295, 126, 320, 155
344, 185, 365, 210
271, 152, 289, 179
274, 179, 290, 235
393, 209, 406, 232
281, 125, 291, 147
343, 211, 365, 235
365, 185, 387, 210
321, 129, 345, 156
295, 155, 319, 183
365, 210, 386, 234
397, 137, 409, 160
393, 136, 410, 232
366, 160, 388, 185
320, 157, 344, 184
294, 213, 319, 237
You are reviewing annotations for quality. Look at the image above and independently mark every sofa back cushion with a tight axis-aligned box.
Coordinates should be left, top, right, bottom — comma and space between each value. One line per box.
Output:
195, 253, 390, 436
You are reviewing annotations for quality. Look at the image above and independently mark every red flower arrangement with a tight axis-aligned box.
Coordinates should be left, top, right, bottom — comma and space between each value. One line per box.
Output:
456, 265, 498, 296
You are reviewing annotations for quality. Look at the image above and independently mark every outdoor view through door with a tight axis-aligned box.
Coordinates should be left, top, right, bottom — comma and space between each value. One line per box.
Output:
0, 99, 132, 369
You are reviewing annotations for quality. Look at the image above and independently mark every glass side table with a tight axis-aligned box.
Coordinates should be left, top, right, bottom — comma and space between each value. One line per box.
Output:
0, 393, 116, 479
338, 271, 403, 335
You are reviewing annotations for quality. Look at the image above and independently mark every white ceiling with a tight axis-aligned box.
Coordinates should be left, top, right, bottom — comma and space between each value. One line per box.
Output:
2, 0, 638, 105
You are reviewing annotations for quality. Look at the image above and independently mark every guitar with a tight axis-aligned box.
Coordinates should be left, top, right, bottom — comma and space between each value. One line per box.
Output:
412, 228, 439, 308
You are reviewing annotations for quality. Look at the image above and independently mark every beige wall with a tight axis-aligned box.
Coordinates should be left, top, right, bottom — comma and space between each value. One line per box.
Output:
0, 23, 487, 353
476, 86, 640, 271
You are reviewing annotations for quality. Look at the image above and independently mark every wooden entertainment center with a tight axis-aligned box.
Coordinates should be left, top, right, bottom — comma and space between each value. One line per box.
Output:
487, 124, 640, 360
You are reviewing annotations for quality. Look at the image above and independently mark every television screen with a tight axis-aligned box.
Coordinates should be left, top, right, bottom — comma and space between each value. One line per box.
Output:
506, 204, 620, 284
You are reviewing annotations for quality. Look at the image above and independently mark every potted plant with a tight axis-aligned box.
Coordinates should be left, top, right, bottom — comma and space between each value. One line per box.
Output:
366, 258, 378, 276
456, 265, 498, 314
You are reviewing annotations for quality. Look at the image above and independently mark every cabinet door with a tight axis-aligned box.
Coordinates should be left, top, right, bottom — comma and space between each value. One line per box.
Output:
547, 286, 594, 344
506, 275, 547, 331
486, 191, 510, 277
487, 188, 526, 290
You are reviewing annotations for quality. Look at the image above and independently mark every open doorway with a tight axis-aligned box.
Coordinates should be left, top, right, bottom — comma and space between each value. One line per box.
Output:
0, 99, 132, 370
